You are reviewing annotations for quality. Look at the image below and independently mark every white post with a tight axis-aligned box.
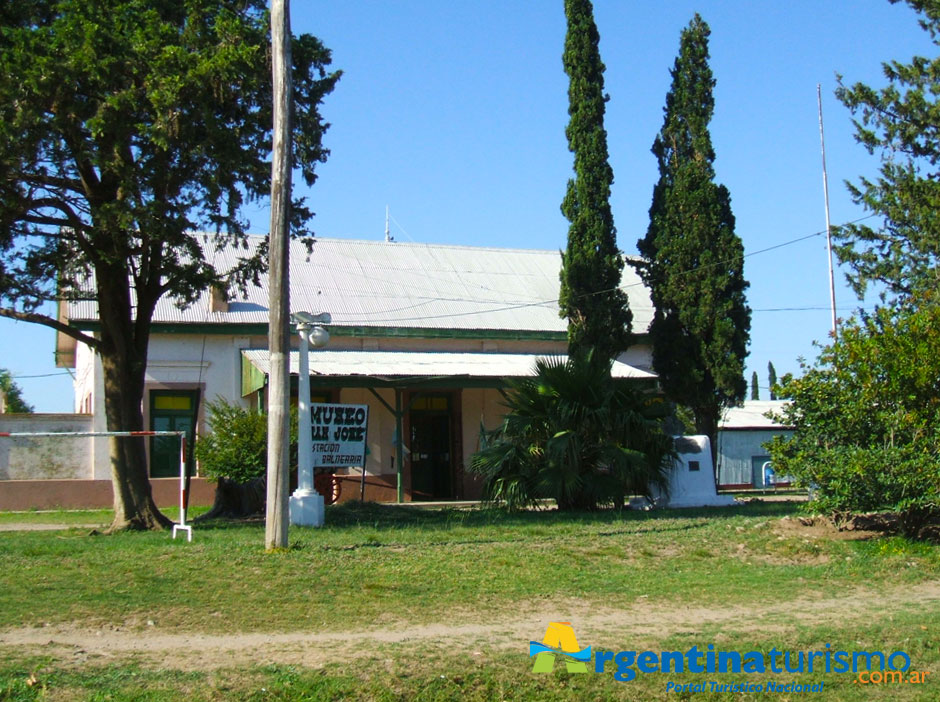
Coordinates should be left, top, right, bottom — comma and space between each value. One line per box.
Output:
289, 313, 330, 526
172, 432, 193, 541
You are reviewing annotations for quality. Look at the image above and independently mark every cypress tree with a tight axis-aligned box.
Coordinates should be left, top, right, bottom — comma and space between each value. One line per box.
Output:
634, 14, 750, 464
768, 362, 778, 401
750, 371, 760, 401
559, 0, 632, 361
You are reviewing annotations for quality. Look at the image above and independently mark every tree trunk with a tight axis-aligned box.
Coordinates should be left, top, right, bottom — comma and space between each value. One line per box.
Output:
199, 476, 267, 520
94, 253, 170, 532
100, 348, 172, 531
693, 406, 719, 486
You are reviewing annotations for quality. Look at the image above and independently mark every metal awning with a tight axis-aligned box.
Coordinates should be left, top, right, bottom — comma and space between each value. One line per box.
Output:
241, 349, 656, 393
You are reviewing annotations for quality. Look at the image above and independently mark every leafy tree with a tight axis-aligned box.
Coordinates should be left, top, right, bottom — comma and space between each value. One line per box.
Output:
767, 361, 777, 400
558, 0, 632, 361
750, 371, 759, 401
0, 369, 33, 413
767, 297, 940, 537
469, 355, 675, 511
0, 1, 339, 530
834, 0, 940, 301
633, 14, 750, 465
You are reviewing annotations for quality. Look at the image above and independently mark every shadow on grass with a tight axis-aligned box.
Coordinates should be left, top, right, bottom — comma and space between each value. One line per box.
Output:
190, 499, 800, 534
325, 498, 799, 528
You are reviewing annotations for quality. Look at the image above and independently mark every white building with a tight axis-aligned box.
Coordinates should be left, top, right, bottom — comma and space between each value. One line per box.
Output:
53, 236, 657, 504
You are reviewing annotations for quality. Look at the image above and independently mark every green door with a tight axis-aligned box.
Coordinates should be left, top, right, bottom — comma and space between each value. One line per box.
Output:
150, 391, 199, 478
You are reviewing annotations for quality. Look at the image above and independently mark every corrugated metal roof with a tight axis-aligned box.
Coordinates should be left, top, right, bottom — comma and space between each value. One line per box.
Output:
241, 349, 657, 380
66, 236, 654, 334
720, 401, 791, 430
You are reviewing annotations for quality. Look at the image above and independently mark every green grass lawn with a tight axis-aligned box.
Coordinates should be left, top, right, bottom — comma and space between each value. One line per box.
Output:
0, 501, 937, 701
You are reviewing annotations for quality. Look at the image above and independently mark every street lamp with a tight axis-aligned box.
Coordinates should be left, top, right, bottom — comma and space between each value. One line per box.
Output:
289, 311, 331, 526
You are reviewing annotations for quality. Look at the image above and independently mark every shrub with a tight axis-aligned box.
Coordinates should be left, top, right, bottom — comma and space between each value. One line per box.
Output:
194, 397, 301, 480
194, 398, 301, 518
195, 398, 269, 483
768, 299, 940, 536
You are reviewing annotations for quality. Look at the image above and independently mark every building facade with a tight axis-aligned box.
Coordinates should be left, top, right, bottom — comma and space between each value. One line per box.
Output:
54, 237, 657, 504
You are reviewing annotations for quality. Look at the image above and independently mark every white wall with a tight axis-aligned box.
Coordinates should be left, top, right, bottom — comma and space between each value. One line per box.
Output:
145, 333, 246, 408
74, 333, 249, 479
73, 340, 111, 479
0, 414, 94, 480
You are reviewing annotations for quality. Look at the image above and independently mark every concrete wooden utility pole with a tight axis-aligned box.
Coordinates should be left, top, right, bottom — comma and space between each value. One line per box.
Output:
265, 0, 293, 550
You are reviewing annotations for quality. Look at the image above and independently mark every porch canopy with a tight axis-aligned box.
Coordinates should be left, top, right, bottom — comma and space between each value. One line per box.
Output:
240, 348, 657, 503
241, 349, 656, 394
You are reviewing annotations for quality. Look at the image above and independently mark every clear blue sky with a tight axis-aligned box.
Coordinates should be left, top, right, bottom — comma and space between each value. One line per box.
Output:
0, 0, 933, 412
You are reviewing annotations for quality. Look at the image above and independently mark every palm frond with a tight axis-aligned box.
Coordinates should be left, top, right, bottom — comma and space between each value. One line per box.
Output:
468, 352, 676, 510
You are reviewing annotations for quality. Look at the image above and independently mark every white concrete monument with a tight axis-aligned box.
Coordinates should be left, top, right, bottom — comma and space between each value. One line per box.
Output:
638, 435, 738, 509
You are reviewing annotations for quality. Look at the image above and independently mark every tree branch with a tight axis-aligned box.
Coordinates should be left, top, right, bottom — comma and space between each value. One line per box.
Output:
21, 172, 85, 194
20, 214, 76, 229
22, 197, 87, 230
0, 307, 100, 350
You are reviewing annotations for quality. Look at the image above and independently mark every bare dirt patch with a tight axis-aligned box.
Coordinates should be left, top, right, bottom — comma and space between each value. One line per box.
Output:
772, 514, 879, 542
770, 511, 940, 545
3, 580, 938, 672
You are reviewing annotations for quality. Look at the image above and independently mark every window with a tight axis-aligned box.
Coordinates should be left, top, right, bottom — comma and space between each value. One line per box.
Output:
410, 395, 450, 411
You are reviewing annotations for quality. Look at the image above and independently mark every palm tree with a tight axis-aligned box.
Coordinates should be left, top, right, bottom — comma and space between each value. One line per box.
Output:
470, 354, 675, 510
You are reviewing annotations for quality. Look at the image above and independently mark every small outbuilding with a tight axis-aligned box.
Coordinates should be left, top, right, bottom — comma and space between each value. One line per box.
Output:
716, 401, 793, 489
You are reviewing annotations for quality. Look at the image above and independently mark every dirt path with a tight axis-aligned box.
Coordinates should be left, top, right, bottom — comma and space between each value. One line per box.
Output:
2, 579, 937, 671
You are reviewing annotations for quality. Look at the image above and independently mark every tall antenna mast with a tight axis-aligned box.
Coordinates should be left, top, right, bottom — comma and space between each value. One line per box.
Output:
384, 205, 393, 242
817, 84, 838, 336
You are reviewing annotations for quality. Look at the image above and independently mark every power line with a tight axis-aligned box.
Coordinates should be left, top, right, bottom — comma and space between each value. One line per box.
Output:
617, 213, 878, 291
752, 306, 874, 313
10, 371, 73, 379
330, 215, 877, 325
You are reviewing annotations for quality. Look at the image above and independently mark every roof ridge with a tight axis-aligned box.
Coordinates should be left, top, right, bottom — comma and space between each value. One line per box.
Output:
205, 232, 648, 260
306, 236, 556, 255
